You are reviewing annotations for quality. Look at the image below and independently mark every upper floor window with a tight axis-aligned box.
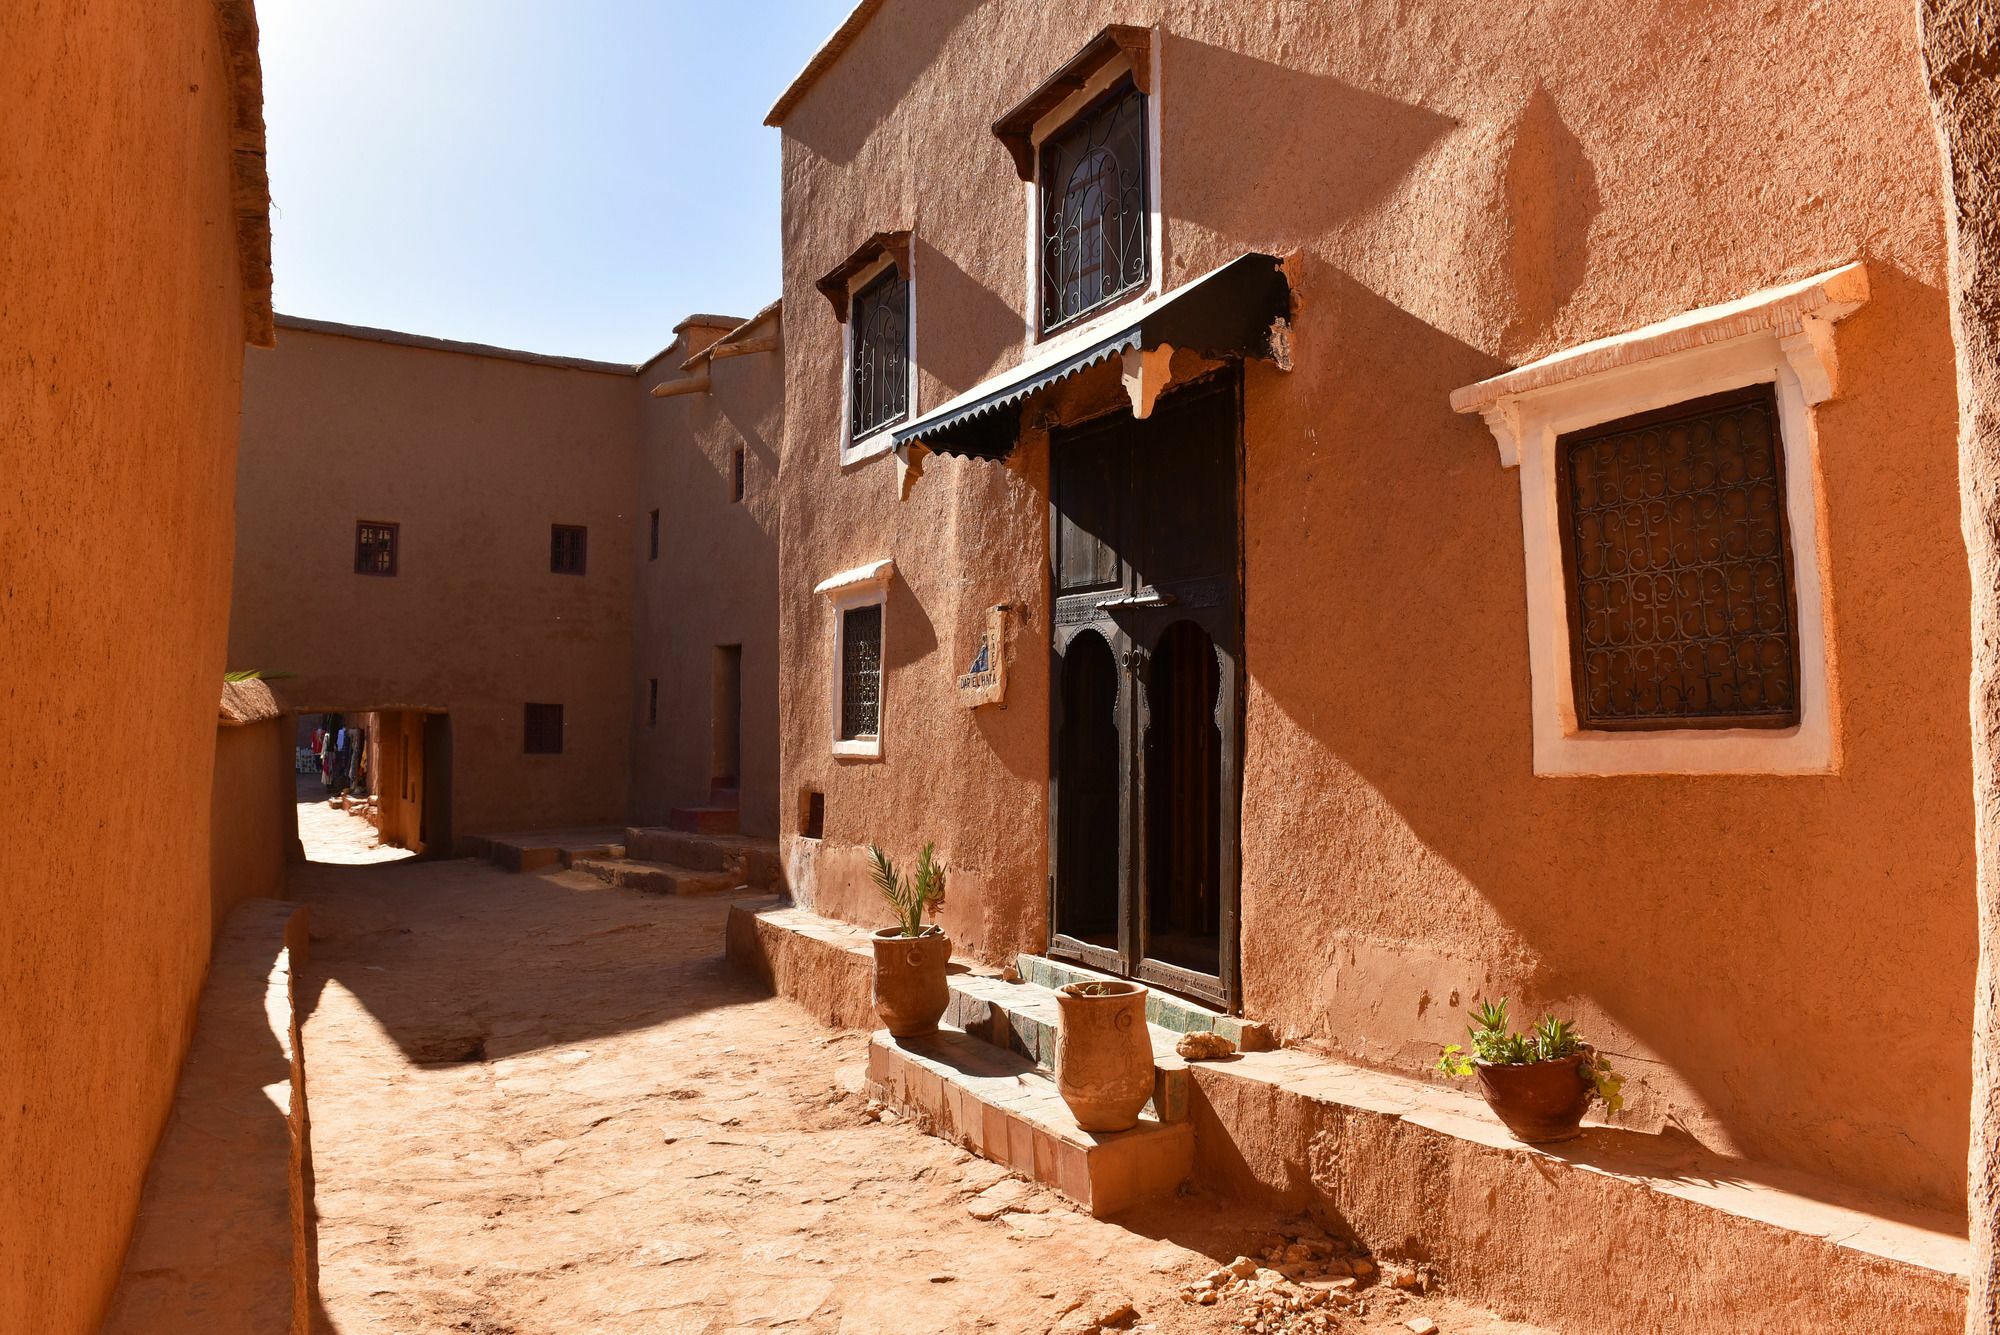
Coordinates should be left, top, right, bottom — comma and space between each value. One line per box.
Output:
816, 231, 916, 465
550, 524, 587, 575
1039, 78, 1148, 333
355, 521, 398, 576
849, 268, 912, 442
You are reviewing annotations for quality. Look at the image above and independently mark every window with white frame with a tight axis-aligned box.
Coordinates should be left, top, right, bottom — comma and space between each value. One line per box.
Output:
815, 559, 894, 759
1451, 262, 1870, 777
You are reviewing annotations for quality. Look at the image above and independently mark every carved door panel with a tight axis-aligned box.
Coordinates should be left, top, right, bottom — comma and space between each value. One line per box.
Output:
1048, 373, 1241, 1010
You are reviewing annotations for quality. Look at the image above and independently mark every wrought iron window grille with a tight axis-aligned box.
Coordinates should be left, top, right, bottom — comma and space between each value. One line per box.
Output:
1039, 78, 1149, 335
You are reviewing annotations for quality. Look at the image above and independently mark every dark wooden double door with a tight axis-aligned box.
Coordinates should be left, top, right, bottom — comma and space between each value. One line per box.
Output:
1048, 374, 1241, 1010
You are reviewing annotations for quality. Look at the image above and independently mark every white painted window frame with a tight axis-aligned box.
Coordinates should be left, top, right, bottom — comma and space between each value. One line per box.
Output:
1456, 264, 1871, 777
816, 559, 894, 759
1022, 30, 1164, 349
838, 249, 917, 469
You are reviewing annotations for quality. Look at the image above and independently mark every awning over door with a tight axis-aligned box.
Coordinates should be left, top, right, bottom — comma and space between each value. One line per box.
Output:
891, 251, 1293, 462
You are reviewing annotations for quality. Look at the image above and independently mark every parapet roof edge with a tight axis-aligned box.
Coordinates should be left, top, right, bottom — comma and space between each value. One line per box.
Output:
765, 0, 888, 127
272, 314, 640, 376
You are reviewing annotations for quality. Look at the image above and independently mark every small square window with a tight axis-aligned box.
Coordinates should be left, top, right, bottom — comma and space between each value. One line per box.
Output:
839, 603, 883, 742
848, 269, 911, 440
1039, 77, 1149, 334
1556, 384, 1801, 730
523, 702, 564, 755
551, 524, 587, 575
649, 509, 660, 560
355, 521, 398, 576
648, 678, 659, 727
732, 446, 747, 503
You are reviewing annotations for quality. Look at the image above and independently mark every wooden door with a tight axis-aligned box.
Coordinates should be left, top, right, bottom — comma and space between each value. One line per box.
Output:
1048, 372, 1241, 1010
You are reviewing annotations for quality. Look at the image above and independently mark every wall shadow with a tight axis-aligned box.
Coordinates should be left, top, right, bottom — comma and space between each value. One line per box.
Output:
783, 0, 982, 166
916, 235, 1026, 399
1500, 83, 1601, 352
1160, 36, 1458, 249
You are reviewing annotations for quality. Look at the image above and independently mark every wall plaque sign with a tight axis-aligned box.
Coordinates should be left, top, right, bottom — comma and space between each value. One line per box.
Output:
956, 605, 1008, 707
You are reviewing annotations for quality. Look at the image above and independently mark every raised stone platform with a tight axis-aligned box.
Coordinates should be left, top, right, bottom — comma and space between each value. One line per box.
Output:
568, 856, 738, 897
102, 900, 313, 1335
459, 826, 625, 872
726, 897, 1971, 1334
868, 1028, 1193, 1218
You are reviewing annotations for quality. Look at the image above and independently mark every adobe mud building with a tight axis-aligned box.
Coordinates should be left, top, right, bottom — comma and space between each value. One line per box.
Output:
229, 304, 784, 847
753, 2, 1991, 1329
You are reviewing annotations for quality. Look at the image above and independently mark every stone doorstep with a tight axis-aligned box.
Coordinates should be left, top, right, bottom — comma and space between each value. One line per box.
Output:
1016, 953, 1276, 1052
728, 901, 1189, 1122
461, 827, 626, 873
867, 1027, 1195, 1218
625, 826, 781, 889
568, 856, 740, 897
727, 898, 1972, 1333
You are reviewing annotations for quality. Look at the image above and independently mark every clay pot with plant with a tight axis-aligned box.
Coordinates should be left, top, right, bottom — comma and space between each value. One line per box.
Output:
1437, 999, 1624, 1143
868, 843, 949, 1038
1055, 980, 1155, 1132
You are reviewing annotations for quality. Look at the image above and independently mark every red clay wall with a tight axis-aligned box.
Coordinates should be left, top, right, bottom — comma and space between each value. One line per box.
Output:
773, 0, 1971, 1211
210, 717, 299, 925
629, 326, 784, 835
0, 2, 257, 1327
231, 324, 639, 838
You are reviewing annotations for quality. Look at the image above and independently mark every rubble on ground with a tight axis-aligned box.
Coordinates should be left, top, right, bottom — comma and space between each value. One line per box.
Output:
1175, 1031, 1238, 1061
1176, 1221, 1439, 1333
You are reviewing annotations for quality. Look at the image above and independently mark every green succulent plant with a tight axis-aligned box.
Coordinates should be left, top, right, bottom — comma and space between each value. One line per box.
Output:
1434, 997, 1625, 1113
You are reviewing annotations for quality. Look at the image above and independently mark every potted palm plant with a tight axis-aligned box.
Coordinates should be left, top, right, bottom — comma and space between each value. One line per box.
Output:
868, 843, 949, 1037
1437, 999, 1624, 1143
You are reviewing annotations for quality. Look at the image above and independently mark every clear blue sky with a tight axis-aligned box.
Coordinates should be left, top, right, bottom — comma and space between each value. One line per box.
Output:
260, 0, 853, 363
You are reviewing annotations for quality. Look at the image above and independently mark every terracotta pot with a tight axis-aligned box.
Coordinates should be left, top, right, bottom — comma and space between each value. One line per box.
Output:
1475, 1052, 1593, 1143
871, 927, 951, 1037
1054, 981, 1154, 1132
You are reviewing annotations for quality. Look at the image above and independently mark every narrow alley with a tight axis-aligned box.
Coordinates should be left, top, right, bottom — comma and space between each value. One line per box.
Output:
293, 853, 1547, 1335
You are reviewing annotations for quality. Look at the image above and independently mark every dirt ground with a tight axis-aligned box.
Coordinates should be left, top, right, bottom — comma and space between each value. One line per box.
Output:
292, 809, 1548, 1335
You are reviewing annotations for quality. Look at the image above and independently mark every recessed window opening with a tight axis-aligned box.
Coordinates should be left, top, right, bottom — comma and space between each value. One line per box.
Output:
731, 446, 747, 503
848, 268, 911, 440
801, 789, 826, 840
649, 509, 660, 560
355, 521, 398, 576
550, 524, 588, 575
648, 678, 659, 727
523, 702, 564, 755
839, 604, 883, 742
1039, 77, 1148, 334
1556, 384, 1801, 731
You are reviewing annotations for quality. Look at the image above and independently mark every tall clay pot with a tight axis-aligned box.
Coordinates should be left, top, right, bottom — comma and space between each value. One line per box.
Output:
1055, 981, 1154, 1132
872, 927, 950, 1037
1474, 1052, 1593, 1143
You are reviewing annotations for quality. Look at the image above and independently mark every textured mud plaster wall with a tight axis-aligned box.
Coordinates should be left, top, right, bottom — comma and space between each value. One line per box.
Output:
629, 327, 784, 835
773, 0, 1971, 1209
0, 2, 259, 1328
210, 717, 298, 923
231, 325, 638, 837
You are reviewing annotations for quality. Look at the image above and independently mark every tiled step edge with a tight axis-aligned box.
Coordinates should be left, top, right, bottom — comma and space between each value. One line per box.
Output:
868, 1027, 1193, 1218
726, 899, 1188, 1121
1016, 953, 1276, 1052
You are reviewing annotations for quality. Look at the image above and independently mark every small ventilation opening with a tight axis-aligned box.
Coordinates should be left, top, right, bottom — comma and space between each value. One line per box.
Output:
801, 789, 825, 840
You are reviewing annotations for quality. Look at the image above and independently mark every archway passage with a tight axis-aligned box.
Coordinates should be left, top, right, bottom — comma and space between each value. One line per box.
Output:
1047, 373, 1242, 1009
294, 709, 449, 863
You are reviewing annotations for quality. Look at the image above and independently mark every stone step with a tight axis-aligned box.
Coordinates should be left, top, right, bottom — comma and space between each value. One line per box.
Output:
625, 827, 779, 889
667, 805, 739, 835
724, 901, 1188, 1121
569, 856, 738, 897
867, 1026, 1193, 1219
